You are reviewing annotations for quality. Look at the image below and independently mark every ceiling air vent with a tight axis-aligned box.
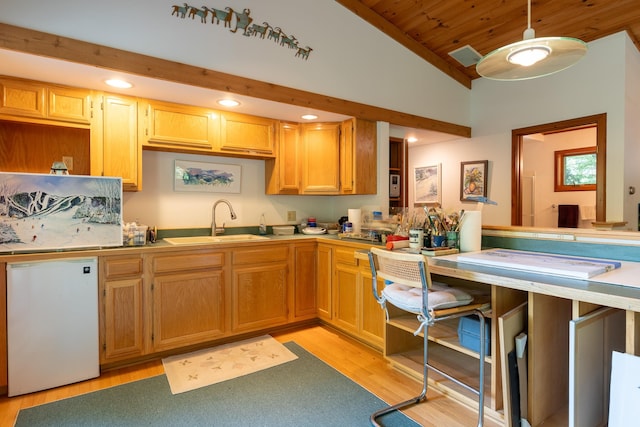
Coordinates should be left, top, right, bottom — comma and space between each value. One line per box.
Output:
448, 45, 483, 67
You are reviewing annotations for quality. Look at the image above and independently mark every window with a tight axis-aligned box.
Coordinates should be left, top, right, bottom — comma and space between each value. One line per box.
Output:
554, 146, 597, 192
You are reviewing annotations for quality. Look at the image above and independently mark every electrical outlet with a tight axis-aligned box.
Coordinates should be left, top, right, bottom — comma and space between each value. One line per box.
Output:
287, 211, 296, 221
62, 156, 74, 171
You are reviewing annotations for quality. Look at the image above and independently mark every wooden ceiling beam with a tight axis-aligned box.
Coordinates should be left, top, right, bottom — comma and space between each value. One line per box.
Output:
0, 22, 471, 138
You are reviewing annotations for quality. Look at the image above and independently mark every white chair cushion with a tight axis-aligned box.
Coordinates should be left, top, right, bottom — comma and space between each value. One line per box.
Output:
382, 281, 473, 313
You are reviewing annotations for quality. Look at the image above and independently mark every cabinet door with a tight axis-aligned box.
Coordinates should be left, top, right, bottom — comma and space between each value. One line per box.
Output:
0, 78, 45, 118
219, 111, 275, 156
231, 262, 288, 332
102, 277, 145, 362
301, 122, 340, 193
144, 100, 218, 150
266, 122, 300, 194
340, 118, 355, 193
344, 118, 376, 195
152, 269, 226, 352
102, 94, 139, 190
359, 262, 384, 347
48, 86, 91, 124
293, 243, 317, 319
333, 262, 359, 334
316, 244, 333, 320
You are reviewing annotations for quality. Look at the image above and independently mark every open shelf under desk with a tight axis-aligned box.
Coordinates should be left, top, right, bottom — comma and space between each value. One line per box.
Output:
387, 314, 492, 363
386, 343, 499, 420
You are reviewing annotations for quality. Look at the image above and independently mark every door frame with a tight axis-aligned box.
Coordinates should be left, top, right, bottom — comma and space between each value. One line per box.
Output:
511, 113, 607, 225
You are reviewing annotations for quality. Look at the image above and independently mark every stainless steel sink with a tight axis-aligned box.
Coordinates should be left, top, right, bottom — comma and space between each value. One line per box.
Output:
163, 234, 269, 245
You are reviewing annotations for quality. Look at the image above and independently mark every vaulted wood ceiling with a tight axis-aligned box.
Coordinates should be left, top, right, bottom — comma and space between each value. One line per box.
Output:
338, 0, 640, 88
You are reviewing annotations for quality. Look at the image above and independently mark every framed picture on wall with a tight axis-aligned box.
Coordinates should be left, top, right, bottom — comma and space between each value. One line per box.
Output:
174, 160, 241, 193
414, 164, 441, 206
460, 160, 488, 201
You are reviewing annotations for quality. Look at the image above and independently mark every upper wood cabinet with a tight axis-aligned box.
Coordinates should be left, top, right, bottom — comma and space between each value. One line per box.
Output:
300, 122, 341, 194
265, 122, 300, 194
47, 86, 91, 124
97, 94, 141, 191
140, 100, 219, 152
340, 118, 377, 195
266, 119, 377, 195
0, 77, 91, 125
218, 111, 276, 157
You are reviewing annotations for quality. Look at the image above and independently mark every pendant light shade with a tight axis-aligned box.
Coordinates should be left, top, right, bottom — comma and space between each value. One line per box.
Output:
476, 1, 587, 81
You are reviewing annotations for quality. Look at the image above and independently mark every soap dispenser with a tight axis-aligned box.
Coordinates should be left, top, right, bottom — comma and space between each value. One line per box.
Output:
259, 213, 267, 235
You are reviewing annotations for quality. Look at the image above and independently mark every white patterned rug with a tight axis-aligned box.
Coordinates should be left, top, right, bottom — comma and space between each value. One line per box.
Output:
162, 335, 298, 394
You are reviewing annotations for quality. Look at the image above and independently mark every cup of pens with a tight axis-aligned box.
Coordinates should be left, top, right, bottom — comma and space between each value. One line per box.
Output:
446, 230, 459, 249
431, 233, 447, 247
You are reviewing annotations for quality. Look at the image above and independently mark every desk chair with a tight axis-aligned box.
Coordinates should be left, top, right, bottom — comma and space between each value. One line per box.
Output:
368, 247, 490, 427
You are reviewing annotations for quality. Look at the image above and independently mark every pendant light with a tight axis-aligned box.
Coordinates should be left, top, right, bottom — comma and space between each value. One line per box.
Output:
476, 0, 587, 81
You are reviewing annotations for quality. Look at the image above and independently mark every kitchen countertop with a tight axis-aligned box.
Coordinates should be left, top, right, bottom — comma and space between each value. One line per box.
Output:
0, 233, 384, 263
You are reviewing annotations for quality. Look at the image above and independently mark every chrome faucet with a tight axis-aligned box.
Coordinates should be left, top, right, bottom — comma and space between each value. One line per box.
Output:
212, 199, 237, 236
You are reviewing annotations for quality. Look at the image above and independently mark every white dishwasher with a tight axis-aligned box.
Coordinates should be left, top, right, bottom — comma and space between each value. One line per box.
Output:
7, 257, 100, 397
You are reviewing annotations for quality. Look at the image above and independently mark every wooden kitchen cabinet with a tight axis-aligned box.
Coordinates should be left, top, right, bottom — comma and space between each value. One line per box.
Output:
219, 111, 276, 157
300, 122, 341, 194
231, 246, 289, 332
0, 77, 45, 119
141, 99, 219, 152
292, 242, 317, 320
321, 243, 384, 350
340, 118, 377, 195
47, 85, 91, 124
0, 76, 91, 125
316, 243, 333, 321
149, 249, 228, 352
265, 122, 300, 194
99, 255, 146, 364
97, 94, 141, 191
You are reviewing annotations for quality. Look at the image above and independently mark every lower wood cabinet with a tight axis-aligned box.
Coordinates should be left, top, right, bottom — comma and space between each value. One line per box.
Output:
149, 249, 228, 353
231, 246, 289, 332
100, 255, 145, 364
151, 269, 226, 352
292, 242, 317, 320
317, 243, 384, 350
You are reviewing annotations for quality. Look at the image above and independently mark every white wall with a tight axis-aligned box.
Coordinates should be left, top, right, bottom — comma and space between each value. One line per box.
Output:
409, 32, 638, 229
624, 35, 640, 231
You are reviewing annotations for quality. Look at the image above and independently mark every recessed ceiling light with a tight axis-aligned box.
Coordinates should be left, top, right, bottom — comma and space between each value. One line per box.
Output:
301, 114, 318, 120
217, 99, 240, 107
105, 79, 132, 89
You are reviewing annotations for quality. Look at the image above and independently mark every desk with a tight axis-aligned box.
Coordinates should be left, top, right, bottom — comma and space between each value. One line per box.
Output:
369, 249, 640, 426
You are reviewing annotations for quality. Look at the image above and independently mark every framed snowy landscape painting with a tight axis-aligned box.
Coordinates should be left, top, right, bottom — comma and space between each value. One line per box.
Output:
0, 172, 122, 252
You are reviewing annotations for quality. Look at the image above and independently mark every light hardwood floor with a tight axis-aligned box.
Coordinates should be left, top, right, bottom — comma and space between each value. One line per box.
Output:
0, 325, 502, 427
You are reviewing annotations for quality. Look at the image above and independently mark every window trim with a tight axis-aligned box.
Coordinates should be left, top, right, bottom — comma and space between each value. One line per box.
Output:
554, 146, 597, 192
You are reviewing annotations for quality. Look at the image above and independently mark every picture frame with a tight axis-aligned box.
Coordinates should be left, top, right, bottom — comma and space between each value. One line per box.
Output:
414, 164, 441, 206
174, 160, 241, 193
460, 160, 488, 201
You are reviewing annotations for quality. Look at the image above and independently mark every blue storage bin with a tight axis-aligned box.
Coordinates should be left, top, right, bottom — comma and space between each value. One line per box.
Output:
457, 315, 491, 355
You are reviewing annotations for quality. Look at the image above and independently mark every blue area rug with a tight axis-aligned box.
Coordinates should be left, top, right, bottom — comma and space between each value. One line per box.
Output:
16, 342, 419, 426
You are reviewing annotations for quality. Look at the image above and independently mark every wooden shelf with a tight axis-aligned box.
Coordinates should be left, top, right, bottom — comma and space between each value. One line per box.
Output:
386, 342, 496, 416
388, 315, 492, 362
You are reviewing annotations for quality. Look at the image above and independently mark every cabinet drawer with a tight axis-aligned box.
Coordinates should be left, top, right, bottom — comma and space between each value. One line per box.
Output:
233, 246, 288, 265
152, 250, 224, 273
335, 248, 357, 266
103, 256, 143, 279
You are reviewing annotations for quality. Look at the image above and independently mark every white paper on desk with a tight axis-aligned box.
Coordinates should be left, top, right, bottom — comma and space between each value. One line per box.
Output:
609, 351, 640, 426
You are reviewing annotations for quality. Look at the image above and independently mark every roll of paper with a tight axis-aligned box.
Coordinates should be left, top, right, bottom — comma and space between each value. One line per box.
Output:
460, 210, 482, 252
348, 209, 362, 234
